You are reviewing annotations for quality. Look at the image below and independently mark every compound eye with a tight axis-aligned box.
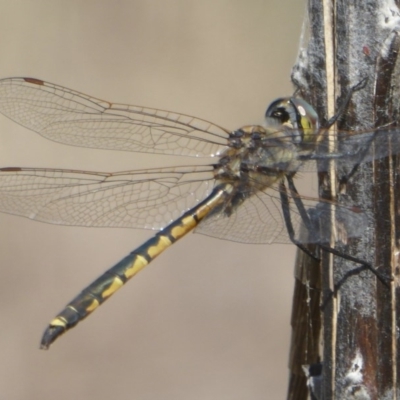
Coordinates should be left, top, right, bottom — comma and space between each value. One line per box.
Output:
265, 98, 297, 128
289, 98, 319, 133
266, 97, 319, 128
265, 98, 288, 121
269, 107, 290, 123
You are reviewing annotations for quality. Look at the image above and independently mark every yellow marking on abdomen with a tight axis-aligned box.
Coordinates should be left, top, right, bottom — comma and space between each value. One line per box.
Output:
85, 298, 100, 313
102, 276, 124, 299
147, 235, 172, 258
48, 317, 68, 328
40, 186, 230, 348
124, 254, 148, 279
170, 216, 197, 239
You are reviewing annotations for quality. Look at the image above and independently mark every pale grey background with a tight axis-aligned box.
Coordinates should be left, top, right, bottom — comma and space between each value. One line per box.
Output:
0, 1, 306, 399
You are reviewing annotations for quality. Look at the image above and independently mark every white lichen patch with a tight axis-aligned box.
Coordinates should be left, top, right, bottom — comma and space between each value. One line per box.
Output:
345, 350, 364, 385
378, 0, 400, 32
342, 350, 372, 399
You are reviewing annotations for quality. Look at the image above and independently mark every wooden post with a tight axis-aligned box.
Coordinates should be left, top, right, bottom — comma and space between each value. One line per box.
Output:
288, 1, 400, 398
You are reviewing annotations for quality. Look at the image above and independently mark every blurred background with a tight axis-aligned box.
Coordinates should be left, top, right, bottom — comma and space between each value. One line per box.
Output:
0, 1, 307, 399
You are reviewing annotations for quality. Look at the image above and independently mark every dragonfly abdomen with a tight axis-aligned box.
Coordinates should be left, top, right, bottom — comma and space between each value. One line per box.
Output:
40, 183, 231, 349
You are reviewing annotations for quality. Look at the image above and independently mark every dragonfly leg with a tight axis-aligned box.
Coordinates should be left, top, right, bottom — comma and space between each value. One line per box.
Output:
279, 179, 319, 261
325, 77, 384, 186
284, 175, 391, 290
320, 265, 371, 310
325, 77, 368, 128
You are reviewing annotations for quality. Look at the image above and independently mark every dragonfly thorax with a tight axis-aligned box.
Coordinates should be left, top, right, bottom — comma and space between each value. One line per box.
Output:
214, 124, 302, 212
221, 123, 307, 179
213, 98, 319, 216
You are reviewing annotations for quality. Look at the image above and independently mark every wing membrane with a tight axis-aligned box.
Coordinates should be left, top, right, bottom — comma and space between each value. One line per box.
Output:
0, 165, 215, 230
196, 184, 367, 245
298, 127, 400, 173
0, 77, 229, 157
0, 164, 368, 245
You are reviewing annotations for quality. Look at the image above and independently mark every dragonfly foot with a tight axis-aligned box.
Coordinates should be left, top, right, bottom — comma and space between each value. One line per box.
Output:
320, 264, 392, 310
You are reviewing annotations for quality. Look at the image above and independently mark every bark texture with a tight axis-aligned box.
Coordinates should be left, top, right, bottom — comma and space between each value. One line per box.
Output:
288, 1, 400, 399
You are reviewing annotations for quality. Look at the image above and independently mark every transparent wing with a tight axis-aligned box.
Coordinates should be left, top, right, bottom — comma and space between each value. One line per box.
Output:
0, 77, 229, 157
0, 165, 216, 230
195, 184, 368, 245
332, 127, 400, 166
233, 126, 400, 177
196, 186, 292, 244
297, 127, 400, 173
0, 165, 367, 244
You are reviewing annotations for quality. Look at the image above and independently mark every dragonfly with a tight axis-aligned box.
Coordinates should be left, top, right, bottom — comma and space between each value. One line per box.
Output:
0, 77, 392, 349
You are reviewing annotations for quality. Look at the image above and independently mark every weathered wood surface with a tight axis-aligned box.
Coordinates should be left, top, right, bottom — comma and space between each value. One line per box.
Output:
288, 1, 400, 399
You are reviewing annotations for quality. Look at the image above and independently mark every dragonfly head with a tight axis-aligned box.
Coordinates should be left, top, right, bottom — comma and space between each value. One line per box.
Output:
265, 97, 319, 144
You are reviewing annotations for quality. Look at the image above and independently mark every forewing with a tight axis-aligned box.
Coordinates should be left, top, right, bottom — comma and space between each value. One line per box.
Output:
334, 127, 400, 166
0, 77, 229, 157
298, 127, 400, 173
0, 165, 215, 230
